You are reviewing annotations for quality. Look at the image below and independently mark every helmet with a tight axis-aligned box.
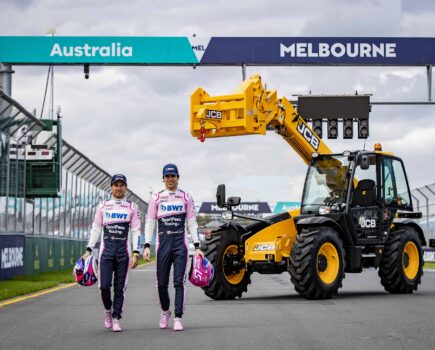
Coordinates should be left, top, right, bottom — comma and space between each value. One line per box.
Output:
189, 255, 214, 287
73, 255, 98, 286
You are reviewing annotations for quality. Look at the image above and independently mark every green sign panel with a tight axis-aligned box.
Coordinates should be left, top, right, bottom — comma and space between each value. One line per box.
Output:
0, 36, 198, 64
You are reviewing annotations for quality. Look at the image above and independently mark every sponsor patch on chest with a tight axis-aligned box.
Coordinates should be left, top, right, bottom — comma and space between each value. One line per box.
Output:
103, 209, 130, 222
158, 201, 185, 216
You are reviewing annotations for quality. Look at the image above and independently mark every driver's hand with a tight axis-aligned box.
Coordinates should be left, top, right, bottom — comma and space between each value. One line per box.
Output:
143, 247, 151, 261
195, 248, 204, 258
81, 251, 91, 260
130, 255, 139, 269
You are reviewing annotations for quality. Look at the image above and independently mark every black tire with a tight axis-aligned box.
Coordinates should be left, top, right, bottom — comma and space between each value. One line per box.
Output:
202, 228, 251, 300
379, 226, 423, 294
289, 225, 345, 299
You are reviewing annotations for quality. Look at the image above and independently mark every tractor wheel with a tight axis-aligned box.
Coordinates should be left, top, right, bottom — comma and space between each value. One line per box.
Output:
202, 228, 251, 300
379, 226, 423, 294
289, 225, 345, 299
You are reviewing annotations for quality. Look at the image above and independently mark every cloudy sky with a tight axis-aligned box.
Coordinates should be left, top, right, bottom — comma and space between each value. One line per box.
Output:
1, 0, 435, 205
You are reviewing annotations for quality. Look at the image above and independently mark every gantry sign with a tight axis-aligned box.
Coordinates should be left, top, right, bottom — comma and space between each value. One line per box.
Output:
1, 36, 435, 66
1, 36, 434, 141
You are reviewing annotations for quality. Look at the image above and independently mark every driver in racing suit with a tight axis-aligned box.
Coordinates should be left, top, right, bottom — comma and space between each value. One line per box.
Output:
143, 163, 204, 331
83, 174, 141, 332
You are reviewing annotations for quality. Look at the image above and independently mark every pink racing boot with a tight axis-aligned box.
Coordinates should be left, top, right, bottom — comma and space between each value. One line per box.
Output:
104, 311, 113, 329
159, 310, 171, 329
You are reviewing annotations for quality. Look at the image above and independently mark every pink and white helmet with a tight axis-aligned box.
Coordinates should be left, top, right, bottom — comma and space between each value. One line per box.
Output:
73, 255, 98, 287
189, 255, 214, 287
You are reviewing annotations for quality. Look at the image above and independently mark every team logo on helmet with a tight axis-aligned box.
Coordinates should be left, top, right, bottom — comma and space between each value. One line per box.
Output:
73, 255, 98, 287
189, 255, 214, 287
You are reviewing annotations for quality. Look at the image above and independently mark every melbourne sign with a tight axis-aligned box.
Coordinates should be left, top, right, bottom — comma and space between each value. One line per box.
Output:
2, 36, 435, 65
0, 234, 25, 280
199, 202, 271, 215
200, 37, 435, 65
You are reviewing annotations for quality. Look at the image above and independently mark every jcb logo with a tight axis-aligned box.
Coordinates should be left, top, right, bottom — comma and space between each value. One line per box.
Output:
297, 119, 320, 150
360, 218, 376, 228
205, 110, 222, 119
253, 244, 275, 251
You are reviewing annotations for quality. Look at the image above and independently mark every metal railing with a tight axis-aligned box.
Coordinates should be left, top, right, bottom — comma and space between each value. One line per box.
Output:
0, 90, 148, 239
411, 183, 435, 243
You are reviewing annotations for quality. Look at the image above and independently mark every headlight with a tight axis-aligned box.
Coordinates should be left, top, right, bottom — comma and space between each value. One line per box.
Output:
319, 206, 331, 215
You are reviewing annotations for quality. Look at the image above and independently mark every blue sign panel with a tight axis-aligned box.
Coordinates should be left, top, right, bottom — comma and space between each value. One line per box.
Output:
0, 234, 25, 280
199, 202, 271, 215
200, 37, 435, 65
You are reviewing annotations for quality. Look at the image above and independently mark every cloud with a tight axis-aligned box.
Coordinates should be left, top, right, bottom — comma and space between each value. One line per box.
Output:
2, 0, 435, 204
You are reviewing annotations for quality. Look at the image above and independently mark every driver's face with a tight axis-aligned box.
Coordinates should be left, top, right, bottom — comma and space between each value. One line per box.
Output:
111, 181, 127, 199
163, 174, 179, 191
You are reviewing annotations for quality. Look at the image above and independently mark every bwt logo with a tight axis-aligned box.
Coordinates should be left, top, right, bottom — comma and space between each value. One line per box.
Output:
160, 204, 183, 212
106, 212, 128, 219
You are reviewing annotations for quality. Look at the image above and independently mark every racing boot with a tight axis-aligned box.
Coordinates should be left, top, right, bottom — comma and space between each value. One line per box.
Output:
112, 318, 122, 332
173, 317, 184, 331
104, 311, 113, 329
159, 310, 171, 329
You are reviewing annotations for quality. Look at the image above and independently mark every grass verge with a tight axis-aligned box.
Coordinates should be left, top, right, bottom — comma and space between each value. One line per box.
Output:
0, 256, 155, 301
0, 269, 75, 301
424, 261, 435, 270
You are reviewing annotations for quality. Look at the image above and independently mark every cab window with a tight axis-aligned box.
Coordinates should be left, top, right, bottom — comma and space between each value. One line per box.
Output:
383, 157, 412, 210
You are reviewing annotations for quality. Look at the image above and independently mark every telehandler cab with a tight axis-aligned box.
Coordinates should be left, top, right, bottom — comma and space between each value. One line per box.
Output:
190, 75, 426, 300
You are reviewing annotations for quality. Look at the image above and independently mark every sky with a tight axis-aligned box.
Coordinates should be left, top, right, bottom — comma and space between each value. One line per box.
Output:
1, 0, 435, 205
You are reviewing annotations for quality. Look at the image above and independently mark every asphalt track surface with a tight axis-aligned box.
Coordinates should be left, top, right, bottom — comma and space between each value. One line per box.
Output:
1, 263, 434, 350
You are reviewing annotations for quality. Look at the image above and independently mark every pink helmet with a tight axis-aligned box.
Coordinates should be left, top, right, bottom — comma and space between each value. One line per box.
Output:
189, 255, 214, 287
73, 255, 98, 286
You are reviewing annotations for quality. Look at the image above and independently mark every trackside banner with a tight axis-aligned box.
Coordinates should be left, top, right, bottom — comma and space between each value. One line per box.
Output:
199, 202, 271, 215
1, 37, 435, 65
273, 201, 301, 214
0, 234, 25, 280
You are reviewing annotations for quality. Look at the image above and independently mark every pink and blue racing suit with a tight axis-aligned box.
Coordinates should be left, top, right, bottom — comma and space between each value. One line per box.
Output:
144, 188, 199, 318
87, 198, 141, 320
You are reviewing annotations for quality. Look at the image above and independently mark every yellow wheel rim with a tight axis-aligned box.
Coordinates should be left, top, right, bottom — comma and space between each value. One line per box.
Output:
403, 241, 419, 280
222, 244, 245, 285
317, 242, 340, 285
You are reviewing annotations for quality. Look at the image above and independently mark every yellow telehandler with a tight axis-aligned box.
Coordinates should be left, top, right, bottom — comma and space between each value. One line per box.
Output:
190, 75, 426, 299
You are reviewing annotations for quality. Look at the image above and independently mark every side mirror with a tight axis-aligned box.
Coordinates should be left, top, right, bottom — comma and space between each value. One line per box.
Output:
227, 196, 241, 207
360, 155, 370, 170
216, 184, 226, 208
222, 211, 233, 220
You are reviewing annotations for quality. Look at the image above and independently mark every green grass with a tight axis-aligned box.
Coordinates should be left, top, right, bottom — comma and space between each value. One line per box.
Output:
0, 269, 75, 301
424, 261, 435, 270
0, 256, 155, 301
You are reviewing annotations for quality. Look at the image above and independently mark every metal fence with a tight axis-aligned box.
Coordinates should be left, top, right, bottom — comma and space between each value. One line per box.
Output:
411, 183, 435, 243
0, 89, 148, 240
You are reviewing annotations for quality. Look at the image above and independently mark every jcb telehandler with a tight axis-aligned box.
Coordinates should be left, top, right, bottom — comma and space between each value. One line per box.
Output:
190, 75, 426, 300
